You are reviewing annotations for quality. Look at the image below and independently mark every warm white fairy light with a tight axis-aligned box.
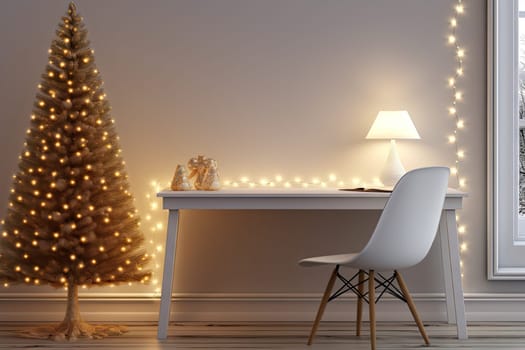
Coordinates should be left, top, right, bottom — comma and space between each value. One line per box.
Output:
447, 0, 467, 278
142, 172, 379, 294
53, 2, 473, 296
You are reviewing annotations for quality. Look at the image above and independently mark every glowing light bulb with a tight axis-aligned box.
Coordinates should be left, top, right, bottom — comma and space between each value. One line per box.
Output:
448, 35, 456, 44
450, 17, 457, 27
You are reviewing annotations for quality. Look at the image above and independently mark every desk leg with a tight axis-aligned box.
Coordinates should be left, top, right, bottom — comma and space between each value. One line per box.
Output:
439, 210, 468, 340
157, 209, 180, 340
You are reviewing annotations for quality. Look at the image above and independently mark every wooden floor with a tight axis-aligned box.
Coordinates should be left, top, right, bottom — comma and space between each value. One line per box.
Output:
1, 321, 525, 349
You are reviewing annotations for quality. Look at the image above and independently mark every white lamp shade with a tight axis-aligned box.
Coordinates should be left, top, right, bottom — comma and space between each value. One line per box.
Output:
366, 110, 421, 140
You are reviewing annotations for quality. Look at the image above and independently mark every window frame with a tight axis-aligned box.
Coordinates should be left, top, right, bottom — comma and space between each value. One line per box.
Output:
488, 0, 525, 279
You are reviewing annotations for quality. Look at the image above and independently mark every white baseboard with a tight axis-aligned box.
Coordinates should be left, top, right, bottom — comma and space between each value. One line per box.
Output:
1, 292, 525, 323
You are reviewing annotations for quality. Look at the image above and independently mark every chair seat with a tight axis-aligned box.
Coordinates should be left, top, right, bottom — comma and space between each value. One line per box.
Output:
299, 253, 359, 267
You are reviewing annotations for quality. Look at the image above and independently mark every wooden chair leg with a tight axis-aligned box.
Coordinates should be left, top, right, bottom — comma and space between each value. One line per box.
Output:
394, 271, 430, 345
307, 266, 338, 345
369, 270, 376, 350
356, 270, 365, 336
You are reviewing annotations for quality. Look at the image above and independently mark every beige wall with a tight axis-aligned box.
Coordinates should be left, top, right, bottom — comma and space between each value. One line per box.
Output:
1, 0, 522, 307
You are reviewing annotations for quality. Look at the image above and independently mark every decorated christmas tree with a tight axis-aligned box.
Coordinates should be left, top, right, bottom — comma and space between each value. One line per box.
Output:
0, 2, 150, 340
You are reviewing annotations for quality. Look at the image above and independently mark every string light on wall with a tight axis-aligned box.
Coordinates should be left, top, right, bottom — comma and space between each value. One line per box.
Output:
142, 180, 167, 296
139, 2, 473, 293
220, 174, 374, 189
142, 173, 381, 294
447, 0, 467, 278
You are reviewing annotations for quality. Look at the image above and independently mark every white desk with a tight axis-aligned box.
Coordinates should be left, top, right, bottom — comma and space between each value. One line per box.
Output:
156, 188, 467, 340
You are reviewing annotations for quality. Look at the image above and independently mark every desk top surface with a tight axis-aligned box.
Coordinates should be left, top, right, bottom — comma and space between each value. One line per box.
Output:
157, 187, 466, 198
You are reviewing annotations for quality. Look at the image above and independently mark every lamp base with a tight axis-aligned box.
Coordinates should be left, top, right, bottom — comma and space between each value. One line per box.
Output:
380, 140, 406, 187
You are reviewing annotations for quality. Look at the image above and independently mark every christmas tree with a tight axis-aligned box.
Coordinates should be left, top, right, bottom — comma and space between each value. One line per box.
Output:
0, 2, 150, 340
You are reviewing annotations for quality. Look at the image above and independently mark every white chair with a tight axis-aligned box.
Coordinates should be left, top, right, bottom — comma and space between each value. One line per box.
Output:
299, 167, 449, 350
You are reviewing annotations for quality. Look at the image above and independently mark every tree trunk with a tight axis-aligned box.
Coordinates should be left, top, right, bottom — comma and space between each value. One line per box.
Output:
19, 279, 128, 341
53, 279, 91, 340
63, 281, 82, 326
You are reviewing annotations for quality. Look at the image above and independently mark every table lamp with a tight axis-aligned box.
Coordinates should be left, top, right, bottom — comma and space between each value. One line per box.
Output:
366, 110, 420, 186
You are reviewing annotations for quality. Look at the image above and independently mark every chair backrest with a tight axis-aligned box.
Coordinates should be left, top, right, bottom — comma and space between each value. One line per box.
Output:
352, 167, 450, 270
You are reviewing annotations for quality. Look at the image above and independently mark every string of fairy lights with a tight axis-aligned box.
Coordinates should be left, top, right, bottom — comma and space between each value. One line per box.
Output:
447, 0, 468, 277
142, 0, 471, 293
142, 174, 377, 295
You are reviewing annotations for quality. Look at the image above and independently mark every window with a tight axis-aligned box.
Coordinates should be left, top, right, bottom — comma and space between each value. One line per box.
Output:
488, 0, 525, 279
519, 0, 525, 239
